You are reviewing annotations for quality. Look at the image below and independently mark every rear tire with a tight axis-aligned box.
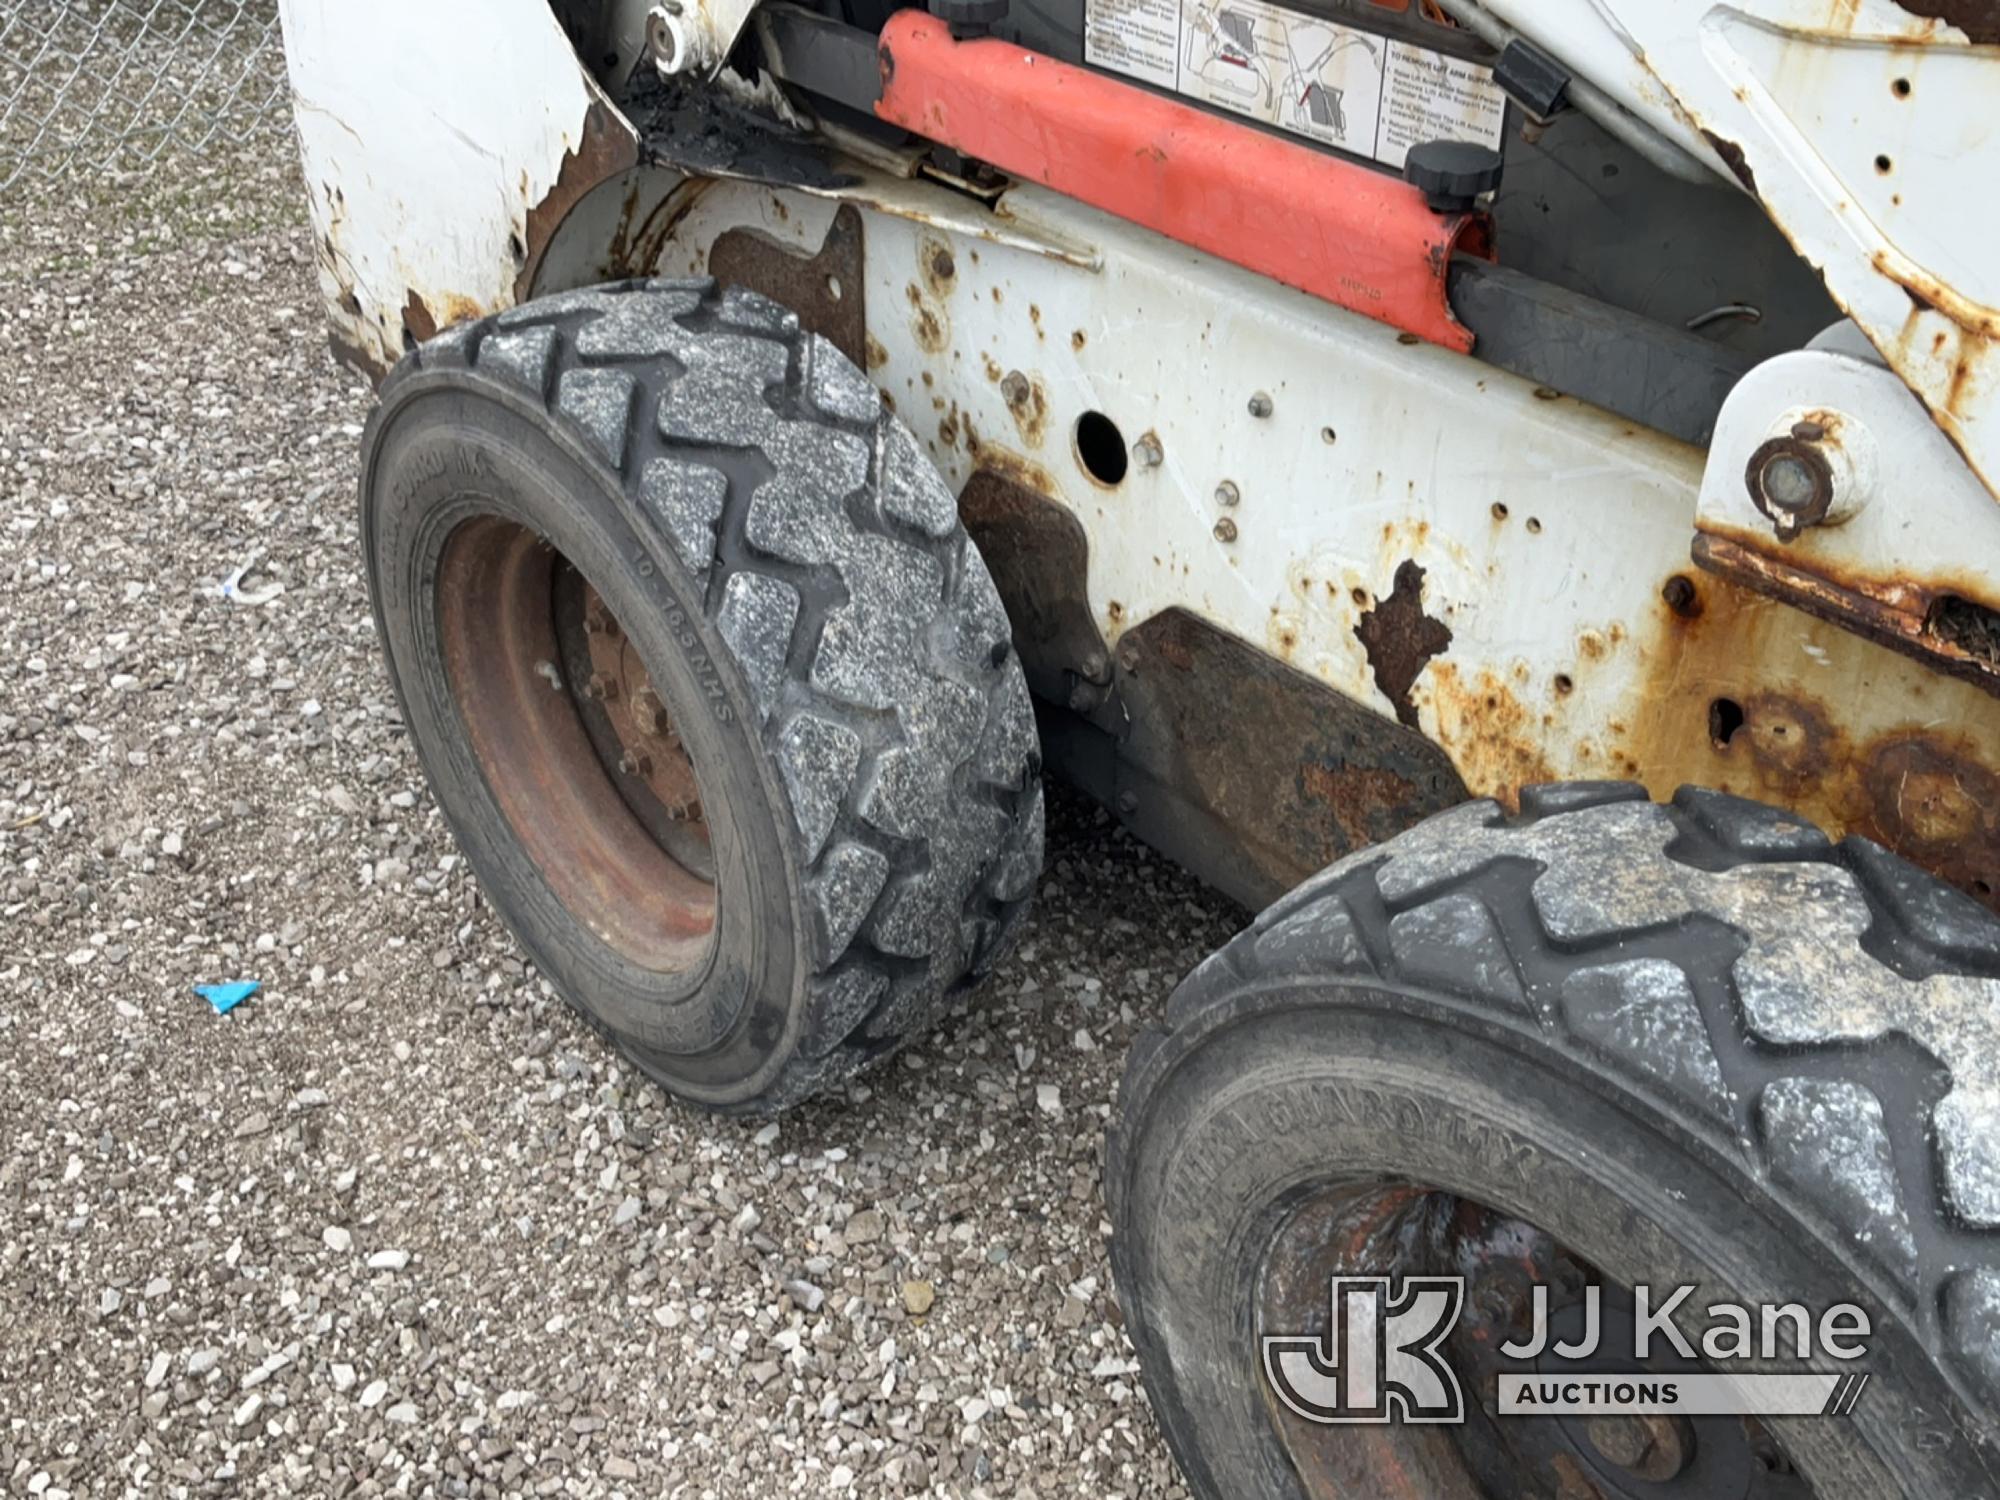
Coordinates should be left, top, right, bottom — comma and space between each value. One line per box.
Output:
361, 278, 1043, 1113
1110, 783, 2000, 1499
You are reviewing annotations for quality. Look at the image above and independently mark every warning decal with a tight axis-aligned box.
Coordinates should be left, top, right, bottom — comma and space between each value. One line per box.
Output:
1084, 0, 1506, 171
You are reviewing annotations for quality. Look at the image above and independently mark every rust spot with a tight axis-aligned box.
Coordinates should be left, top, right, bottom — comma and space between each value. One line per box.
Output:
981, 353, 1003, 382
516, 102, 640, 304
1621, 570, 2000, 913
1354, 560, 1453, 729
402, 290, 439, 345
865, 334, 888, 369
602, 177, 717, 283
1693, 532, 2000, 696
1029, 304, 1044, 338
1701, 129, 1757, 194
963, 413, 1059, 497
905, 282, 948, 353
1864, 735, 1998, 858
1299, 763, 1432, 851
1071, 329, 1087, 351
1000, 369, 1049, 447
1875, 248, 2000, 339
1424, 661, 1559, 808
400, 289, 483, 349
919, 234, 957, 306
1730, 691, 1839, 792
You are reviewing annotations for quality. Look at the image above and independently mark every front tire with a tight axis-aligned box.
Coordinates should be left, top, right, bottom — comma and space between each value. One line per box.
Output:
361, 279, 1043, 1113
1110, 783, 2000, 1498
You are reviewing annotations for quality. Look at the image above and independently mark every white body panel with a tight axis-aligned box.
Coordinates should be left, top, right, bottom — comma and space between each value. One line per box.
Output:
278, 0, 637, 374
1483, 0, 2000, 502
634, 176, 2000, 838
277, 0, 2000, 887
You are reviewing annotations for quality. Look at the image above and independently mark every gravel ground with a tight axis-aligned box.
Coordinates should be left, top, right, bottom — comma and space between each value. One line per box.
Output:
0, 98, 1243, 1500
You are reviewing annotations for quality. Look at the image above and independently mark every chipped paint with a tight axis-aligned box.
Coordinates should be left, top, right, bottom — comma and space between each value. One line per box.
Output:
1355, 561, 1453, 729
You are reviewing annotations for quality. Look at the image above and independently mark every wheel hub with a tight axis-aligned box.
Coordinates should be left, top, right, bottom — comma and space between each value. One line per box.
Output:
571, 580, 713, 879
435, 517, 718, 972
1255, 1182, 1806, 1500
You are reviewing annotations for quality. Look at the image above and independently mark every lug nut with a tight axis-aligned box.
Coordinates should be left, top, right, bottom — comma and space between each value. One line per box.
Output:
1248, 391, 1273, 418
631, 686, 670, 735
585, 673, 618, 702
1213, 517, 1238, 543
1215, 480, 1240, 507
1132, 434, 1164, 468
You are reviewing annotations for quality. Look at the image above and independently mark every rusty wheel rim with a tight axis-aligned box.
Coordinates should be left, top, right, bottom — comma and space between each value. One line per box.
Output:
1256, 1181, 1809, 1500
436, 516, 717, 973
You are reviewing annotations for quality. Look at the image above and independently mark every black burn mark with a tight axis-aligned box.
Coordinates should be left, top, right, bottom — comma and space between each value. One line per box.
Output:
1354, 559, 1453, 729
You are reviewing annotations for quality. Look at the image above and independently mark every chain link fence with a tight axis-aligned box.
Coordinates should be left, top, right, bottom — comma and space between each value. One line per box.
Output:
0, 0, 288, 194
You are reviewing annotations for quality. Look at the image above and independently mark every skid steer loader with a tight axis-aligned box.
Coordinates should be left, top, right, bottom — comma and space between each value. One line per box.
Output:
280, 0, 2000, 1493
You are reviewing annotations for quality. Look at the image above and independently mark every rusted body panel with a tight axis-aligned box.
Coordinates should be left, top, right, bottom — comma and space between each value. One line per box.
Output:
588, 169, 2000, 910
279, 0, 638, 380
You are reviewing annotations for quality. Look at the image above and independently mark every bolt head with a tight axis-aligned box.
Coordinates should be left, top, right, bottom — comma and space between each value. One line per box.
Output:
1132, 435, 1163, 468
1248, 391, 1273, 418
1214, 480, 1240, 508
631, 686, 670, 735
1213, 517, 1239, 543
1760, 452, 1820, 512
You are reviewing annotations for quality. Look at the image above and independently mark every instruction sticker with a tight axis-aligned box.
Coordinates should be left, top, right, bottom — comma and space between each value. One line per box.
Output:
1084, 0, 1506, 170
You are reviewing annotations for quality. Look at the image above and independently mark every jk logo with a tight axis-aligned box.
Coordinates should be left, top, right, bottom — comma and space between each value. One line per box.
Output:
1263, 1276, 1466, 1424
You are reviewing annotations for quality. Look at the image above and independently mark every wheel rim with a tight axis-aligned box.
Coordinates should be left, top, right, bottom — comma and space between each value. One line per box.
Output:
435, 515, 717, 973
1256, 1181, 1812, 1500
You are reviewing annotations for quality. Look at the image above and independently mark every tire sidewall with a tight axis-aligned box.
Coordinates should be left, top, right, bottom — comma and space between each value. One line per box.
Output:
1114, 986, 1996, 1500
362, 374, 812, 1107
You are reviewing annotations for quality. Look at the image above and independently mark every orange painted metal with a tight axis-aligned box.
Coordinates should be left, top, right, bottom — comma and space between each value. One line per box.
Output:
874, 10, 1489, 352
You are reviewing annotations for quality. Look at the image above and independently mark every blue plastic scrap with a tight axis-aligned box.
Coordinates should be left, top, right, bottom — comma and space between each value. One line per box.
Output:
195, 981, 261, 1015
